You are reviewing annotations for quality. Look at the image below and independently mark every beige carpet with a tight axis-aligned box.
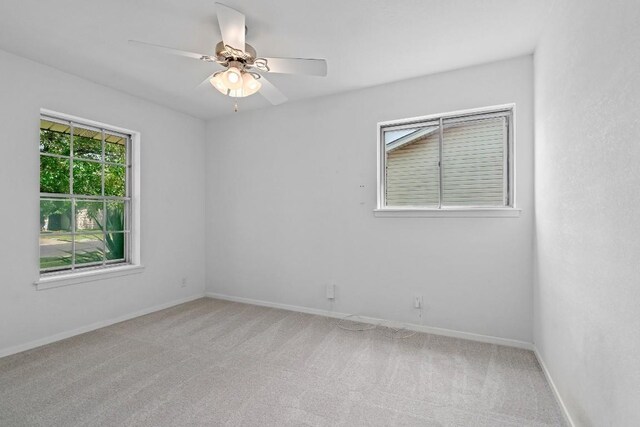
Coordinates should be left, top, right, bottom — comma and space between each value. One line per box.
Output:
0, 298, 565, 426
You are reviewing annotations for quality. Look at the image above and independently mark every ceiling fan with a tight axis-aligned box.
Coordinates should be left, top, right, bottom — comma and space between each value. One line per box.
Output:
129, 2, 327, 110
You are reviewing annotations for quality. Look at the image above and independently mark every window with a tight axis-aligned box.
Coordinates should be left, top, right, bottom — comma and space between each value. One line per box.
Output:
377, 105, 516, 215
39, 113, 132, 275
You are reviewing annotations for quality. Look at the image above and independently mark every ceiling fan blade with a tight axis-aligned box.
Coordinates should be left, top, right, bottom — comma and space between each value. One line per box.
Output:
128, 40, 211, 60
258, 75, 287, 105
197, 72, 219, 89
261, 57, 327, 76
215, 3, 245, 52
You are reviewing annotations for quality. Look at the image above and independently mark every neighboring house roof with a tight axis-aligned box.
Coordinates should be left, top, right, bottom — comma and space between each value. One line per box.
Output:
40, 118, 127, 145
385, 126, 439, 152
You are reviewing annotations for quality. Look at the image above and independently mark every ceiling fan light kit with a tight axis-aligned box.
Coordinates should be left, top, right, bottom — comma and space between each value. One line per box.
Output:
129, 2, 328, 111
210, 67, 262, 98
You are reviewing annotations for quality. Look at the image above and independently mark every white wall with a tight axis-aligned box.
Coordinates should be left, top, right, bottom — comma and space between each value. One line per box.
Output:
534, 0, 640, 425
0, 49, 206, 355
206, 56, 535, 342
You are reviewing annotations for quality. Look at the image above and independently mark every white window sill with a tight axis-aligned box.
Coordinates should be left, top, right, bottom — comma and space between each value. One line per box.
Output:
35, 264, 145, 291
373, 208, 521, 218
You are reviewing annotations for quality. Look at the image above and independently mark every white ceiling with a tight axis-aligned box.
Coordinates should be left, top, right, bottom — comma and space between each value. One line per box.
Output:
0, 0, 554, 119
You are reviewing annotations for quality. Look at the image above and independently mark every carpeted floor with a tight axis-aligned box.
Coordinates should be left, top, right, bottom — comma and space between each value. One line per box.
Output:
0, 298, 565, 426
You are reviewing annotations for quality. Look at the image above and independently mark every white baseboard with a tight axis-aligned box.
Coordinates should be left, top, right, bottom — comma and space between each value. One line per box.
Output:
0, 293, 205, 359
205, 292, 533, 350
533, 348, 576, 427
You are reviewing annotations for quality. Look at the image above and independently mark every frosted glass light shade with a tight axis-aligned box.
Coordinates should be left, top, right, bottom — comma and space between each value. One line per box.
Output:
222, 67, 243, 90
209, 73, 227, 95
241, 73, 261, 96
210, 70, 262, 98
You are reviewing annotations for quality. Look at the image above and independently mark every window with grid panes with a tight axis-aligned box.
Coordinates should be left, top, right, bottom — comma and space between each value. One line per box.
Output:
39, 114, 131, 274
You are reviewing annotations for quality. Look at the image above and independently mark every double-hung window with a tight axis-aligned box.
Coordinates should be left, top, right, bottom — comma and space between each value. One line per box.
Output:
39, 113, 132, 275
377, 105, 516, 215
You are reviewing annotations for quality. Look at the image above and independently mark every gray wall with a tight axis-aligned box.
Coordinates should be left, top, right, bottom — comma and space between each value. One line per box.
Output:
0, 49, 207, 354
534, 0, 640, 425
206, 56, 535, 342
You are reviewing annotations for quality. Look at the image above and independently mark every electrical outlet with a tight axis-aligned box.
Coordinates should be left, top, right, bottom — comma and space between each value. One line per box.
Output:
414, 296, 422, 309
180, 277, 187, 288
326, 284, 335, 300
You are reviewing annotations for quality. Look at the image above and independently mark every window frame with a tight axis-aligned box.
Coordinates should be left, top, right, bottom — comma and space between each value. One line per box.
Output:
375, 104, 520, 218
36, 109, 142, 289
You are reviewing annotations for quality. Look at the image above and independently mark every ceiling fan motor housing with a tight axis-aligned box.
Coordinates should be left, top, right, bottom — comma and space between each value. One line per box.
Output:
215, 41, 257, 65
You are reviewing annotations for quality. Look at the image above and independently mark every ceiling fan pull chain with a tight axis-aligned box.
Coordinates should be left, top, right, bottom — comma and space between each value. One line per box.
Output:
234, 101, 238, 113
